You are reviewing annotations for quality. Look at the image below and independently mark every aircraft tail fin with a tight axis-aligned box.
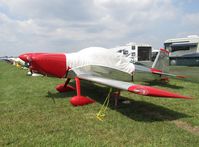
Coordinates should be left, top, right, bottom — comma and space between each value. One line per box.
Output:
150, 48, 187, 79
152, 48, 170, 73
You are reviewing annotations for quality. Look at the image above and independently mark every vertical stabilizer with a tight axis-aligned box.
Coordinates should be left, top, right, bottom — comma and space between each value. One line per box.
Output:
152, 48, 169, 73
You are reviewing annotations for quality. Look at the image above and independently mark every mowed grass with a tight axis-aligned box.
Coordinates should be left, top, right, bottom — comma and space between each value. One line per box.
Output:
0, 61, 199, 146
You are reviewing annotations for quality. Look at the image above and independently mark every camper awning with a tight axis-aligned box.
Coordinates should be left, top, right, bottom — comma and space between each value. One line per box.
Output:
171, 42, 197, 47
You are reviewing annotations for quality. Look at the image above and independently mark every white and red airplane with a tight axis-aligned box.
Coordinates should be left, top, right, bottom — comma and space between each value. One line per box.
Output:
19, 47, 191, 106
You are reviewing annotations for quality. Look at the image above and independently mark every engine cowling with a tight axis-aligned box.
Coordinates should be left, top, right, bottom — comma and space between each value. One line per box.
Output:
31, 53, 67, 78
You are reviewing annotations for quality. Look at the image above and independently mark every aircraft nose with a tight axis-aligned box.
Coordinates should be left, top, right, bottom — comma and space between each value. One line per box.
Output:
19, 54, 30, 63
31, 53, 67, 78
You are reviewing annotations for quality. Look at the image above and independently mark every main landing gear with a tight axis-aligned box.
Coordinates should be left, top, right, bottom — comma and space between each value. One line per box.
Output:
56, 78, 76, 92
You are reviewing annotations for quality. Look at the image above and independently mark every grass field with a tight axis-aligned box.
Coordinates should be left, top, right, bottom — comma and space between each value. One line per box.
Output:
0, 61, 199, 146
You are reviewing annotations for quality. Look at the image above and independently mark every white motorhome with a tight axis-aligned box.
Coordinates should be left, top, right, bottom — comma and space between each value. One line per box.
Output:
111, 42, 152, 63
164, 35, 199, 66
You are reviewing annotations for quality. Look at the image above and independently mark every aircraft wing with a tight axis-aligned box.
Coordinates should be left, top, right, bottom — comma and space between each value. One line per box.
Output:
67, 65, 190, 99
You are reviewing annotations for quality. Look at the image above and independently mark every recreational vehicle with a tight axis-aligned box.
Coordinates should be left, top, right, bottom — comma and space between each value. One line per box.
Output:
164, 35, 199, 66
111, 42, 152, 63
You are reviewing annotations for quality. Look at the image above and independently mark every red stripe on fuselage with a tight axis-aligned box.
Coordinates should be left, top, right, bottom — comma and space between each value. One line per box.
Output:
160, 48, 169, 54
150, 68, 162, 74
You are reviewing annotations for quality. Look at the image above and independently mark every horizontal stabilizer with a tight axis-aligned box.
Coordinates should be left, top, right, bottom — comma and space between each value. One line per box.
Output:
150, 68, 187, 79
128, 85, 191, 99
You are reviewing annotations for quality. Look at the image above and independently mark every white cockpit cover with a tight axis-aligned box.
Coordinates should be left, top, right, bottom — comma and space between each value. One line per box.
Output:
66, 47, 135, 74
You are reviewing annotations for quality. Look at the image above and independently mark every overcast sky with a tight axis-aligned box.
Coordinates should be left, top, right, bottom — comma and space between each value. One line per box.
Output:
0, 0, 199, 56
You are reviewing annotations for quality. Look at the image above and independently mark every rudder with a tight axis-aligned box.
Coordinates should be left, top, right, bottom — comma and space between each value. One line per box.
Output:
152, 48, 170, 73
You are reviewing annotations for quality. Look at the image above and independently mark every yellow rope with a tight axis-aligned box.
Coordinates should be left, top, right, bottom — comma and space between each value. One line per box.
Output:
96, 88, 112, 121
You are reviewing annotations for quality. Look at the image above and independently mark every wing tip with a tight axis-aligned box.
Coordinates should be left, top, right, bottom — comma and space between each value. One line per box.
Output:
128, 85, 191, 99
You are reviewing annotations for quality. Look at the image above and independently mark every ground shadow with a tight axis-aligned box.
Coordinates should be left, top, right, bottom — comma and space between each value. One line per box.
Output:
46, 80, 190, 122
45, 81, 77, 99
46, 91, 74, 99
110, 97, 189, 122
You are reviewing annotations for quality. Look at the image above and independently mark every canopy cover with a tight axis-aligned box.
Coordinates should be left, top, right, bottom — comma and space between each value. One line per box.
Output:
66, 47, 135, 74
